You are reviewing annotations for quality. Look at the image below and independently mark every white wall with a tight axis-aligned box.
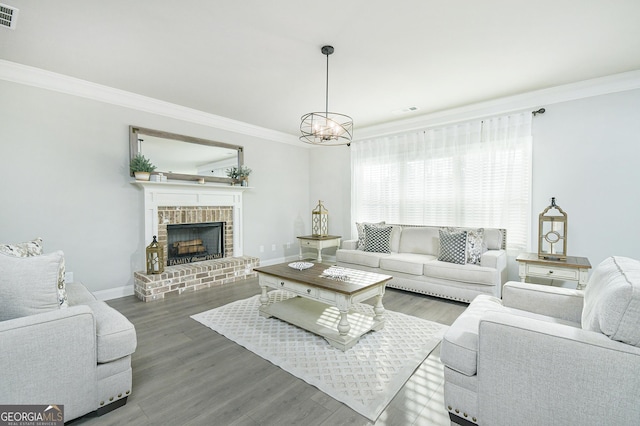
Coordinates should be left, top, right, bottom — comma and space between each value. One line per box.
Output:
3, 76, 638, 294
310, 88, 640, 282
532, 89, 640, 267
0, 80, 310, 293
308, 145, 352, 237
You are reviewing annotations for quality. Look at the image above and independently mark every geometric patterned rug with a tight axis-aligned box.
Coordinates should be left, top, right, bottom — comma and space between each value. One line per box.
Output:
191, 290, 448, 421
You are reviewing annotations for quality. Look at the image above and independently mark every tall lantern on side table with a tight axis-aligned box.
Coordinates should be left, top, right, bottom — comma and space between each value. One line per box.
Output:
146, 235, 165, 274
538, 197, 568, 260
312, 200, 329, 237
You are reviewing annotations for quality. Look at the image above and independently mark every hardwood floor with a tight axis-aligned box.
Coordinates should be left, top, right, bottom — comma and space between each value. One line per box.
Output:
69, 278, 467, 426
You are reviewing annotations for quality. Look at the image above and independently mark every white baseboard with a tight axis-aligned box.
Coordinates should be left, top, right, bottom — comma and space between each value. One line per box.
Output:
93, 285, 134, 301
258, 256, 294, 266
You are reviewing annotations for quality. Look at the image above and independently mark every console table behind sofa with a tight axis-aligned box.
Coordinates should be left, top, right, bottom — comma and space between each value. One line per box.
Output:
336, 224, 508, 303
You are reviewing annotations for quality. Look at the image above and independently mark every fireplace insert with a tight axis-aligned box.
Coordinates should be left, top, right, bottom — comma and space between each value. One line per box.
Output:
166, 222, 224, 266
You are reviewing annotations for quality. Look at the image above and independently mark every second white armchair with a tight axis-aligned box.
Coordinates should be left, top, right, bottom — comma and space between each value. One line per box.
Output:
440, 256, 640, 426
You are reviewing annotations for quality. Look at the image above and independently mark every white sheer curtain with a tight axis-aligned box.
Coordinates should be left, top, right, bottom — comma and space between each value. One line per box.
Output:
351, 112, 532, 251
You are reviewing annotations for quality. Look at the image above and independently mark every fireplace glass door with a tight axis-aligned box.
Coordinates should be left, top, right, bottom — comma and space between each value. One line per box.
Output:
166, 222, 224, 265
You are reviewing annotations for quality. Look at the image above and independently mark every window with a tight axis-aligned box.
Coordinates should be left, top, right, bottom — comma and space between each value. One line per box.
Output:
351, 112, 532, 251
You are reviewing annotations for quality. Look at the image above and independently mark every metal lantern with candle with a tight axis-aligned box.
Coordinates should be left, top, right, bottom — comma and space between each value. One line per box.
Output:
311, 200, 329, 237
146, 235, 165, 274
538, 197, 568, 260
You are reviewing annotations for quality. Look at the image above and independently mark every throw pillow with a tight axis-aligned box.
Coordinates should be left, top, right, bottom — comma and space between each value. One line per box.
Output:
0, 237, 43, 257
363, 224, 392, 253
0, 238, 68, 308
438, 229, 468, 264
57, 256, 68, 308
356, 221, 385, 250
582, 256, 640, 347
466, 228, 485, 265
0, 250, 65, 321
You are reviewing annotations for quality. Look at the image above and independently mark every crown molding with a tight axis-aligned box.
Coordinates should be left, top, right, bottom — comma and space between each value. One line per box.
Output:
0, 59, 301, 146
355, 69, 640, 140
3, 59, 639, 145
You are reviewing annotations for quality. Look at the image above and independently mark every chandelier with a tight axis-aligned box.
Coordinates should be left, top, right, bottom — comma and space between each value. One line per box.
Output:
300, 45, 353, 146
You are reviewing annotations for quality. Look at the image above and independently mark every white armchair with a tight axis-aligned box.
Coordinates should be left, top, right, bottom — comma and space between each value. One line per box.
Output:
440, 256, 640, 426
0, 247, 137, 422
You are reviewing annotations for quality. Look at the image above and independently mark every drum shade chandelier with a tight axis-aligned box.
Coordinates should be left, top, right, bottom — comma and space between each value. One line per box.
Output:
300, 45, 353, 146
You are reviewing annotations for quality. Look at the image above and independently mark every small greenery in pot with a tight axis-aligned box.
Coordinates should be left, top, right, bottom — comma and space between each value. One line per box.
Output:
130, 154, 156, 181
226, 165, 252, 185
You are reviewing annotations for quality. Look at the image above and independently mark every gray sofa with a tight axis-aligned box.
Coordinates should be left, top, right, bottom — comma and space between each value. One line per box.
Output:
440, 256, 640, 426
336, 224, 508, 302
0, 247, 137, 422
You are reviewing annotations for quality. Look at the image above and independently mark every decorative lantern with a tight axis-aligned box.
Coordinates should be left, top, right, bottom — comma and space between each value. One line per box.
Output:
146, 235, 165, 274
311, 200, 329, 237
538, 197, 567, 260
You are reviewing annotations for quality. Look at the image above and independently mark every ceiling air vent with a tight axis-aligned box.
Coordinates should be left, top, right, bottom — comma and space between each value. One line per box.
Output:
0, 3, 18, 29
391, 106, 419, 115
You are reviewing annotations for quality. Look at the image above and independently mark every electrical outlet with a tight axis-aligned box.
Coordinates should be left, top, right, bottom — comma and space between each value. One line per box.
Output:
65, 271, 74, 283
272, 244, 276, 251
259, 245, 264, 253
286, 242, 291, 249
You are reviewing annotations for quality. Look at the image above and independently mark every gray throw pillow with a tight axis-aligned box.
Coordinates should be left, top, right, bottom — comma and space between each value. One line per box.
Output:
438, 229, 468, 264
0, 250, 65, 321
582, 256, 640, 347
363, 224, 392, 253
0, 238, 67, 308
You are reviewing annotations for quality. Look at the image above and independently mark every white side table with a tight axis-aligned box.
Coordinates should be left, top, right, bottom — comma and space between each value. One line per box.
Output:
297, 235, 341, 263
516, 252, 591, 290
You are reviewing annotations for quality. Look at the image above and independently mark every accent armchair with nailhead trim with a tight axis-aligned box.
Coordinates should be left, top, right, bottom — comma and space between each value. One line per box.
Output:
440, 256, 640, 426
1, 281, 137, 422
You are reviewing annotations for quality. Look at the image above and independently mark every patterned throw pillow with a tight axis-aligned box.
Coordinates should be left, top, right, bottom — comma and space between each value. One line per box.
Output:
363, 224, 392, 253
438, 229, 468, 264
466, 228, 485, 265
56, 257, 68, 308
0, 237, 43, 257
356, 221, 385, 250
0, 238, 67, 308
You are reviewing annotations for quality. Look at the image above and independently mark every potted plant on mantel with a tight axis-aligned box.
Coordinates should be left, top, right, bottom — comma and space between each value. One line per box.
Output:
130, 154, 156, 181
226, 165, 252, 186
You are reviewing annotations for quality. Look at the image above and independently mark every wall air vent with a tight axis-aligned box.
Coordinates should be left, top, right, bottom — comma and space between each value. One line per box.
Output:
0, 3, 18, 29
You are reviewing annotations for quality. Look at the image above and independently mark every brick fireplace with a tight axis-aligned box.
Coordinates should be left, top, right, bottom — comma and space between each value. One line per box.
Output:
132, 182, 259, 302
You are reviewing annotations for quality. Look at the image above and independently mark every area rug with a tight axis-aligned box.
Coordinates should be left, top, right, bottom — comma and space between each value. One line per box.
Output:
191, 290, 448, 421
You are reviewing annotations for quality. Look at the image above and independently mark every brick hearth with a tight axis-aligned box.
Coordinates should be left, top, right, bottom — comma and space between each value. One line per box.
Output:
134, 256, 259, 302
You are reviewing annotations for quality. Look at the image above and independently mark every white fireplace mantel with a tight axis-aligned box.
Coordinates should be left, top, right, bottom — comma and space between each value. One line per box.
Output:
132, 181, 248, 262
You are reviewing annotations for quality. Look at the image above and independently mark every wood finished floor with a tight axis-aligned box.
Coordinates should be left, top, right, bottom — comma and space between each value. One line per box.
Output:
69, 277, 467, 426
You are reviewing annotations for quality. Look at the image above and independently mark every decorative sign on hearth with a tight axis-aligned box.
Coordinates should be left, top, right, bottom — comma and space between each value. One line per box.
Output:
146, 235, 165, 274
538, 197, 568, 260
312, 200, 329, 236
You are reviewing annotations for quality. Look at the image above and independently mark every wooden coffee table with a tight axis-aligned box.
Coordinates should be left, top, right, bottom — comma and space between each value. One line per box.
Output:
254, 262, 392, 351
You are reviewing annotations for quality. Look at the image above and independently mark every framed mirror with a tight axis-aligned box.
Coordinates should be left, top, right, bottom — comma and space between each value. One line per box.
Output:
129, 126, 244, 184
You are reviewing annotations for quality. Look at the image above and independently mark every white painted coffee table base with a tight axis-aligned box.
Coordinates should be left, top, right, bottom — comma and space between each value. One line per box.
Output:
258, 275, 385, 351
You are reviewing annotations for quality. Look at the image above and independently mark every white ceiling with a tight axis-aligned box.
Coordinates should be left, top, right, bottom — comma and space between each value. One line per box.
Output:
2, 0, 640, 137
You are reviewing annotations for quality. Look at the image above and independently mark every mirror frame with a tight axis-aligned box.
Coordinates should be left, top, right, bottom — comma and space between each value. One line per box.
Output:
129, 126, 244, 184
